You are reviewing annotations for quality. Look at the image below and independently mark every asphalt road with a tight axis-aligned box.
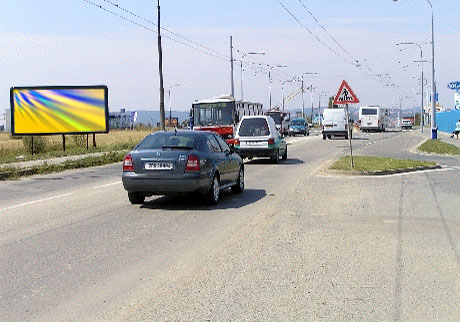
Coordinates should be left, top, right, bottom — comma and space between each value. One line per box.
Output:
1, 130, 459, 321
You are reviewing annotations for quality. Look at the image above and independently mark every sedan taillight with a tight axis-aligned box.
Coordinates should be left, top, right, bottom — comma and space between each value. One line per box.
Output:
185, 154, 200, 172
123, 155, 134, 172
268, 138, 275, 145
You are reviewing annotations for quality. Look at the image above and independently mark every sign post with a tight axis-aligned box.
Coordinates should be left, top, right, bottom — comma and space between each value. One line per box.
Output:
333, 80, 360, 168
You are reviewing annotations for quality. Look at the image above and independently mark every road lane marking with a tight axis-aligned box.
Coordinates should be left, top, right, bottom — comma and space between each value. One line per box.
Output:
0, 192, 73, 213
93, 181, 122, 189
378, 167, 454, 178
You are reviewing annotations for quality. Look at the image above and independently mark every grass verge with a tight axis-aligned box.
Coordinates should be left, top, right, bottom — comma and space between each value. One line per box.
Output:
0, 151, 125, 180
330, 156, 436, 172
418, 139, 460, 155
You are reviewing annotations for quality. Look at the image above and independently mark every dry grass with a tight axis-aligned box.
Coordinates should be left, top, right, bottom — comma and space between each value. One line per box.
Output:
0, 129, 157, 163
0, 130, 152, 152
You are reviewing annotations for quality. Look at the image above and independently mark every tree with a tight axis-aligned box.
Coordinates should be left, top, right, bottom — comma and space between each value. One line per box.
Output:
328, 96, 336, 109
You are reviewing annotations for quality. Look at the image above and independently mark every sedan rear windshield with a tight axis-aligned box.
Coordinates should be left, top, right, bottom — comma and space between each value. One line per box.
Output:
135, 133, 197, 150
239, 118, 270, 136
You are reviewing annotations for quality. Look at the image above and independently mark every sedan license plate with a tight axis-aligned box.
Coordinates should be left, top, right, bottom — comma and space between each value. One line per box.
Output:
145, 162, 173, 170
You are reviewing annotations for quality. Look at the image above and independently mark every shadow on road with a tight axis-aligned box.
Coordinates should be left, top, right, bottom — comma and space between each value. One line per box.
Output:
244, 158, 304, 165
140, 188, 267, 211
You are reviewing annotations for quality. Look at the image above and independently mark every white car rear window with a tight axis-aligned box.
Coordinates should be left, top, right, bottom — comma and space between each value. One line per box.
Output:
239, 118, 270, 136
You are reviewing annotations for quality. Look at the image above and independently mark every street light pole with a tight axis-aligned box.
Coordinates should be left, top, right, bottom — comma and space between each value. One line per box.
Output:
393, 0, 436, 138
299, 72, 317, 120
167, 84, 180, 127
240, 52, 265, 100
397, 42, 424, 132
429, 0, 437, 139
268, 65, 287, 110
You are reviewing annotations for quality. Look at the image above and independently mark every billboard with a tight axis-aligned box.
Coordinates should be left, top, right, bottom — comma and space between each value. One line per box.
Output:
10, 86, 109, 135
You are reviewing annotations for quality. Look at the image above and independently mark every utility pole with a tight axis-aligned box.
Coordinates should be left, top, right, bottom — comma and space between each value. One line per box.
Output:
157, 0, 165, 131
230, 36, 234, 98
301, 78, 305, 118
310, 85, 314, 123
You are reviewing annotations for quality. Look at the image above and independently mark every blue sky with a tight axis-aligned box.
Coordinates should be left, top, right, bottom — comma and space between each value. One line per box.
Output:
1, 0, 459, 120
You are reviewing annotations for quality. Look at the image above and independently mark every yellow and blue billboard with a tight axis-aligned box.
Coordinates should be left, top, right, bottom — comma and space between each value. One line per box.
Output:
10, 86, 109, 135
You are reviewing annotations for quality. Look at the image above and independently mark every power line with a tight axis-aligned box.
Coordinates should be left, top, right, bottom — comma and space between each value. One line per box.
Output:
100, 0, 230, 61
81, 0, 229, 62
297, 0, 358, 63
275, 0, 355, 67
277, 0, 399, 88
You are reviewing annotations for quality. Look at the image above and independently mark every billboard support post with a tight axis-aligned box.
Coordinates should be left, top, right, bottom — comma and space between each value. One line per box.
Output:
93, 133, 96, 148
31, 135, 34, 156
86, 134, 89, 150
62, 135, 66, 152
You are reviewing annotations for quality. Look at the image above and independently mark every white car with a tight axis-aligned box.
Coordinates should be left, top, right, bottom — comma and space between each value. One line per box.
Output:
234, 115, 287, 163
401, 120, 413, 130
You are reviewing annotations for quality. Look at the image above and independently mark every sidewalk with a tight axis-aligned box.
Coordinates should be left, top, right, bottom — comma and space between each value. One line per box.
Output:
0, 152, 108, 170
418, 127, 460, 149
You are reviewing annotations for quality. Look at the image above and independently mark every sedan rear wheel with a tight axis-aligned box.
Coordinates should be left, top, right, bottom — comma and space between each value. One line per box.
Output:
231, 167, 244, 193
207, 175, 220, 205
128, 192, 145, 204
271, 149, 279, 164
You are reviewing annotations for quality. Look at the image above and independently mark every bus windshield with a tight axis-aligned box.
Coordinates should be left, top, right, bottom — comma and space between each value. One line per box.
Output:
361, 108, 377, 115
193, 102, 234, 126
266, 112, 282, 124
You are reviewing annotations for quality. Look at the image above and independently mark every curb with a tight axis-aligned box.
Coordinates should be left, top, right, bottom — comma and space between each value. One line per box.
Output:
327, 164, 441, 177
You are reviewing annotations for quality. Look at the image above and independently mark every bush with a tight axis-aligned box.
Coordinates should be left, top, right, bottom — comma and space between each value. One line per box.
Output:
22, 136, 48, 154
71, 135, 87, 148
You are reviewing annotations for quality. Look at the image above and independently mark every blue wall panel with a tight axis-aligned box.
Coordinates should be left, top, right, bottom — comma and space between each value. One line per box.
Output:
436, 110, 460, 133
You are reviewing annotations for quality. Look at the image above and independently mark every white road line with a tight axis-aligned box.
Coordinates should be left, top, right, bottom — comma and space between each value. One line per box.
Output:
0, 192, 73, 213
93, 181, 122, 189
378, 167, 454, 178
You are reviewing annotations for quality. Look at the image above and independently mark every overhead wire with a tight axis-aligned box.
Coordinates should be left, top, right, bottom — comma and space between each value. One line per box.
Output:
100, 0, 230, 61
81, 0, 229, 62
279, 0, 400, 87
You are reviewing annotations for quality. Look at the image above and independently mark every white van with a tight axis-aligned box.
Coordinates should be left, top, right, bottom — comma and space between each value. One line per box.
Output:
359, 105, 389, 132
322, 108, 351, 140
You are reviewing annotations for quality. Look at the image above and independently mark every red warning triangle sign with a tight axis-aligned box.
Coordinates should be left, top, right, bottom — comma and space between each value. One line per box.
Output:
333, 80, 360, 105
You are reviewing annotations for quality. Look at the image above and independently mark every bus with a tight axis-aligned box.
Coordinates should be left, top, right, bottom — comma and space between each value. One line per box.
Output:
359, 105, 389, 132
191, 95, 263, 144
264, 109, 291, 135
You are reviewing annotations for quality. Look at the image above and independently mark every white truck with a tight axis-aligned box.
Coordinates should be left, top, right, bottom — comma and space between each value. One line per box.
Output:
359, 105, 389, 132
322, 108, 351, 140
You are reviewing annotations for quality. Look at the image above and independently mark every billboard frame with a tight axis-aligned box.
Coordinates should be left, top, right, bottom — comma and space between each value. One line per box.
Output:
10, 85, 109, 136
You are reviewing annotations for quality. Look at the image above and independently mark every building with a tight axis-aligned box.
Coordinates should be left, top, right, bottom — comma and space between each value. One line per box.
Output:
109, 109, 136, 130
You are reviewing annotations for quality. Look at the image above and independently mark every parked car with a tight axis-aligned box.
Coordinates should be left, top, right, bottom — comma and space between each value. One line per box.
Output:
288, 118, 309, 136
322, 108, 352, 140
122, 130, 244, 205
234, 115, 287, 163
401, 119, 413, 130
